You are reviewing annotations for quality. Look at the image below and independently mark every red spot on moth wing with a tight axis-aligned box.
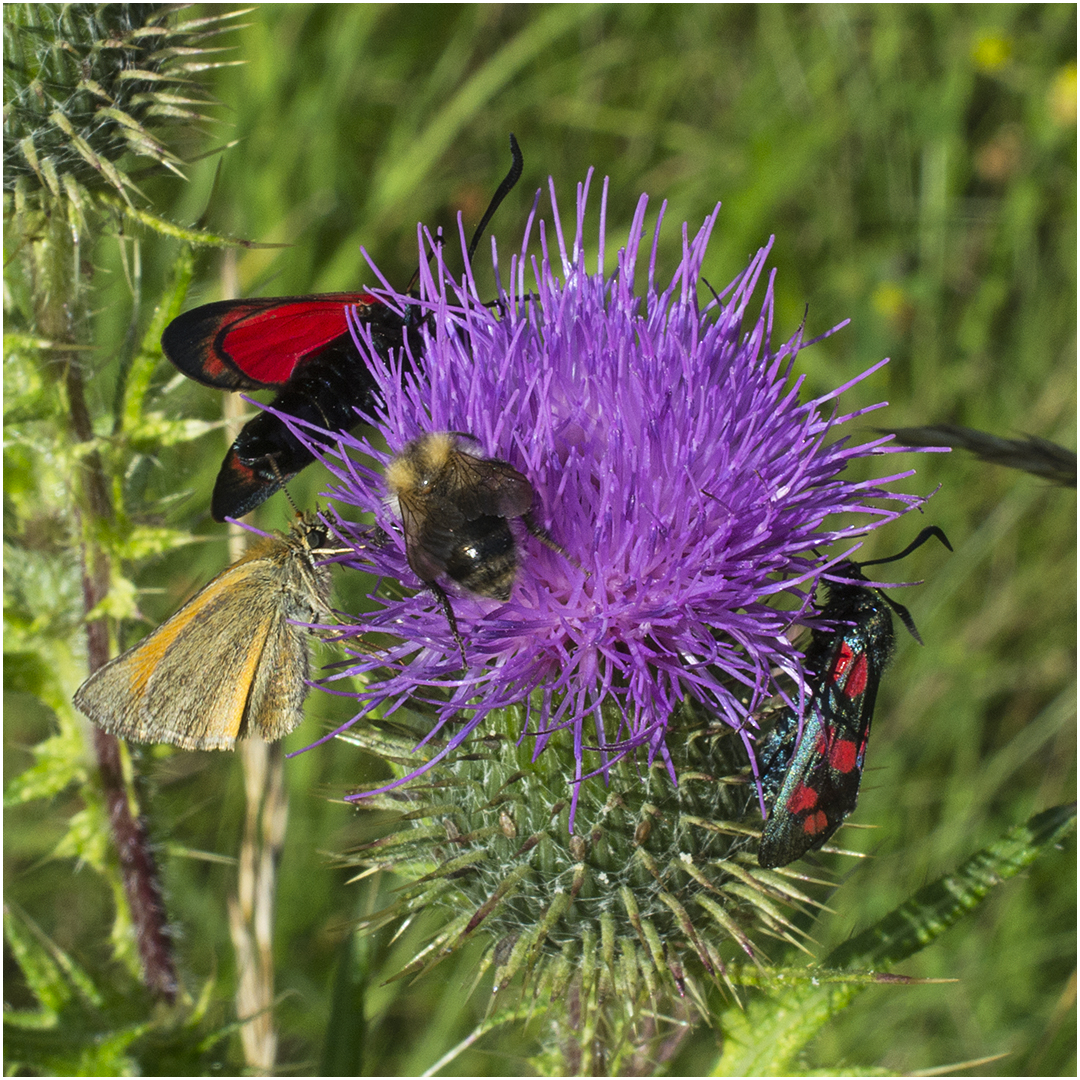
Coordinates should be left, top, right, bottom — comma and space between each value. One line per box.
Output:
841, 651, 869, 699
786, 782, 819, 814
828, 738, 859, 774
802, 810, 830, 837
830, 641, 855, 681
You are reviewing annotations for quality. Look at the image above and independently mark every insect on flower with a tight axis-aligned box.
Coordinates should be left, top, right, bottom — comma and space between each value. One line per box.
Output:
385, 431, 569, 666
756, 526, 952, 869
162, 136, 524, 522
163, 295, 425, 521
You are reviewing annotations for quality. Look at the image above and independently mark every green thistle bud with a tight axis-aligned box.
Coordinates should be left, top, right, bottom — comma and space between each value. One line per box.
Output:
341, 702, 814, 1071
3, 3, 242, 204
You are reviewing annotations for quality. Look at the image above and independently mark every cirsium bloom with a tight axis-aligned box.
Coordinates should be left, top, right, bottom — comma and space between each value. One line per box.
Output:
298, 174, 925, 816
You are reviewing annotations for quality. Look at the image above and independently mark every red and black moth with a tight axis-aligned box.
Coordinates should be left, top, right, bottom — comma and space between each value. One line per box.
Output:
161, 135, 524, 522
162, 294, 423, 520
756, 526, 952, 869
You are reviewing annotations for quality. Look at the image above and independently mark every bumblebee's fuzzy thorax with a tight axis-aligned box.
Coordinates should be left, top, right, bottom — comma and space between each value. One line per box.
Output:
386, 432, 459, 497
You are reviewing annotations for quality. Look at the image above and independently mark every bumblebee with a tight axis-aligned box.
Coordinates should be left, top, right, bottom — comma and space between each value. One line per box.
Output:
386, 432, 565, 663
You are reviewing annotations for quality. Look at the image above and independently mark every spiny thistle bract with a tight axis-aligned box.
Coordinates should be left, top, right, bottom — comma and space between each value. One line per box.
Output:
3, 3, 242, 204
339, 704, 819, 1070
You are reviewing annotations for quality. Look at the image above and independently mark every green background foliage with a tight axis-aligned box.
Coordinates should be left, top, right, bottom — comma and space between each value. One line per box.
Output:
5, 5, 1075, 1075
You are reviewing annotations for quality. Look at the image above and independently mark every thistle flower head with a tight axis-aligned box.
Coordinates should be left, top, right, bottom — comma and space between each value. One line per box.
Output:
299, 173, 925, 820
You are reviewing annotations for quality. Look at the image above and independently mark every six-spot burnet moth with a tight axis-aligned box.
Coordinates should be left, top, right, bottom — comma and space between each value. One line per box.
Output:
756, 526, 952, 869
161, 136, 524, 521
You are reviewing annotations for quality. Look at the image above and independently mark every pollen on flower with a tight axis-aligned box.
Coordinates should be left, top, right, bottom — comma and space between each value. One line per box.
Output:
288, 171, 929, 821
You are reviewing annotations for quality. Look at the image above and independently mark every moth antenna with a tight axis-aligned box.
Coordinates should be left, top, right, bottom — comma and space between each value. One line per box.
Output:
853, 526, 951, 644
466, 133, 523, 265
858, 526, 952, 569
880, 592, 925, 646
406, 134, 523, 297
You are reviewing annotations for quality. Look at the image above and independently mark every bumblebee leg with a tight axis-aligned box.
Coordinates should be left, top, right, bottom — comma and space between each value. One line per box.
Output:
523, 510, 587, 575
430, 582, 468, 670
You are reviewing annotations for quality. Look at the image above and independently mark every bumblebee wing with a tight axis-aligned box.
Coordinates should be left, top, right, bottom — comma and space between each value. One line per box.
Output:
396, 491, 460, 583
449, 453, 534, 521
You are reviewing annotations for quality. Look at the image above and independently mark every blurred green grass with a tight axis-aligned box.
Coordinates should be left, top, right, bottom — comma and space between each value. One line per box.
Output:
5, 5, 1075, 1075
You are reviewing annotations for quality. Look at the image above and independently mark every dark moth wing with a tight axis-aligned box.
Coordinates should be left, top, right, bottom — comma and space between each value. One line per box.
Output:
757, 579, 894, 869
164, 137, 527, 522
162, 291, 423, 520
756, 528, 949, 868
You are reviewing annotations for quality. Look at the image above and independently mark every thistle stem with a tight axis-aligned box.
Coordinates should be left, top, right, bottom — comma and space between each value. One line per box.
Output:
50, 217, 178, 1003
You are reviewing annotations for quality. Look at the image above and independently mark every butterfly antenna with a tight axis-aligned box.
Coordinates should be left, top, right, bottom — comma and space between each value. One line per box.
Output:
466, 133, 523, 266
266, 457, 301, 517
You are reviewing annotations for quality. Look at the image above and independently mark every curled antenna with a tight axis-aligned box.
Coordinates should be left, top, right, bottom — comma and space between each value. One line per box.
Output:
858, 525, 953, 569
466, 133, 524, 265
854, 526, 953, 645
406, 135, 524, 296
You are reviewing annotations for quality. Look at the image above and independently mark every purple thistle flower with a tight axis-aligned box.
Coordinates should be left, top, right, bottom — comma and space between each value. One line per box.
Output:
293, 173, 927, 818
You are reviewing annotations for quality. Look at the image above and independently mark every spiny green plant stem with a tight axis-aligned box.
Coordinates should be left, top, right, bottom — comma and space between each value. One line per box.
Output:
44, 211, 179, 1004
92, 728, 178, 1002
72, 373, 178, 1002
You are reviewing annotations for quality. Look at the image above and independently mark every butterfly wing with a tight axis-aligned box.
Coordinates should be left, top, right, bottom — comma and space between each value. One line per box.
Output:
74, 560, 271, 749
74, 528, 329, 750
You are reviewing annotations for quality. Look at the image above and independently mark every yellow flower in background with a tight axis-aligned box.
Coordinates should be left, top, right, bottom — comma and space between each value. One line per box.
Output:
971, 32, 1012, 73
1048, 63, 1077, 126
